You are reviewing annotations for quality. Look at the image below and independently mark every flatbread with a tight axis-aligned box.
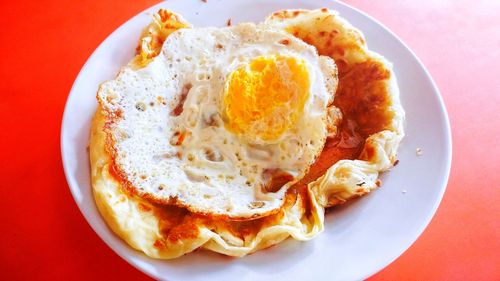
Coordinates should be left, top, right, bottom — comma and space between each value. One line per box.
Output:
90, 8, 404, 258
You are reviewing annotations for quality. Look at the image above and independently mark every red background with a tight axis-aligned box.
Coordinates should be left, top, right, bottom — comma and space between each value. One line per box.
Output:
1, 0, 499, 280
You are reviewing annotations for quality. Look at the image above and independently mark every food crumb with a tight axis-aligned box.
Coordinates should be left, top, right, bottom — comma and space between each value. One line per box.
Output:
416, 147, 423, 156
227, 18, 232, 26
201, 0, 207, 2
402, 189, 407, 194
279, 39, 290, 45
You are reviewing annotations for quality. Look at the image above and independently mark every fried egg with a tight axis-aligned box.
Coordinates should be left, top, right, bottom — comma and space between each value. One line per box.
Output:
97, 22, 337, 219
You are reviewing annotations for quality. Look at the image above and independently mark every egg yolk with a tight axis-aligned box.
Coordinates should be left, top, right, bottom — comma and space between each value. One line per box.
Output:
223, 55, 310, 142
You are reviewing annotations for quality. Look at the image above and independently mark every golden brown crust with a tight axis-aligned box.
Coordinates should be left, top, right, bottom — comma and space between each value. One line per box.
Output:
133, 9, 190, 67
335, 59, 394, 138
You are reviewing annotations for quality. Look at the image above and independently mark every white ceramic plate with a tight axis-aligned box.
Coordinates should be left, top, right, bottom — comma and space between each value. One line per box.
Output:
61, 0, 452, 280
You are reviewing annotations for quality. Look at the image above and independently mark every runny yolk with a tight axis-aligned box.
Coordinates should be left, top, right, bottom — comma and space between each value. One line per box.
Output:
223, 55, 310, 142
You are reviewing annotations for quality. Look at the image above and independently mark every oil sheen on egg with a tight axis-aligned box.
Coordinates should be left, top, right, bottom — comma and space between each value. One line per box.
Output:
98, 23, 336, 218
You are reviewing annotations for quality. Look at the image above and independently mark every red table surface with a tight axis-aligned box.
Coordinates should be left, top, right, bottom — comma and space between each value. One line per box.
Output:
1, 0, 499, 280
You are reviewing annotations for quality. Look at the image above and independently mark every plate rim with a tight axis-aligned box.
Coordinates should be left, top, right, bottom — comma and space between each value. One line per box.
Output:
60, 0, 452, 280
